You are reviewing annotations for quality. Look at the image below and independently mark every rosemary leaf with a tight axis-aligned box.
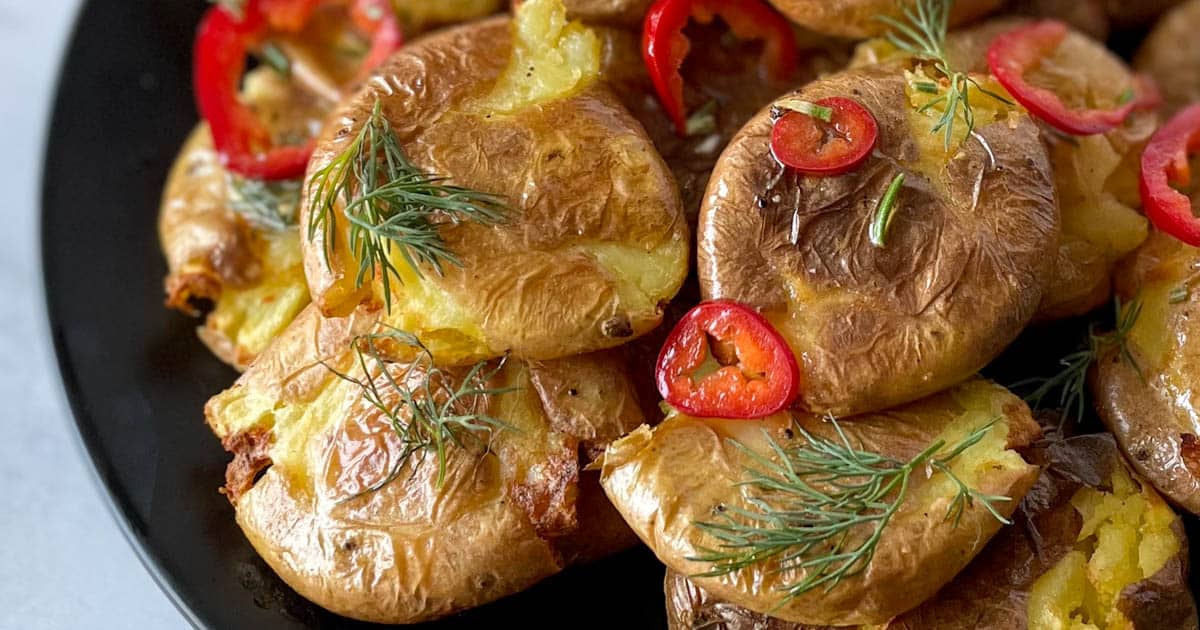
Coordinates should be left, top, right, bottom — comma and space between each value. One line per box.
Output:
869, 173, 906, 247
690, 416, 1009, 603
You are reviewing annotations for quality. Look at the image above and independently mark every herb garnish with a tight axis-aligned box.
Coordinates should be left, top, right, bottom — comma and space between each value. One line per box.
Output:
324, 326, 514, 492
773, 98, 834, 123
1017, 296, 1144, 424
307, 99, 509, 311
227, 173, 300, 231
690, 416, 1010, 602
877, 0, 1013, 151
869, 172, 906, 247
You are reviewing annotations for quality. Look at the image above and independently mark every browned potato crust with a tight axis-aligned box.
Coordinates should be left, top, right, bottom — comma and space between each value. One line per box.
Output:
206, 304, 645, 623
698, 65, 1058, 416
301, 16, 687, 364
1136, 0, 1200, 116
663, 429, 1198, 630
602, 380, 1042, 626
766, 0, 1002, 38
1093, 232, 1200, 515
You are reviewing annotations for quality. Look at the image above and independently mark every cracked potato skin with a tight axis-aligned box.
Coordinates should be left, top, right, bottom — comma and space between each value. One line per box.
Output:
301, 17, 688, 365
206, 305, 645, 623
698, 65, 1058, 417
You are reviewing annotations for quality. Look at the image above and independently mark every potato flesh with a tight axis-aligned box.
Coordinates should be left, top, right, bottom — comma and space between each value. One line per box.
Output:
1027, 466, 1180, 630
476, 0, 600, 114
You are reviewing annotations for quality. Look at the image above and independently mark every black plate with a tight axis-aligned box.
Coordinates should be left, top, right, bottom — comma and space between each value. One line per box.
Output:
40, 2, 666, 628
41, 2, 1200, 629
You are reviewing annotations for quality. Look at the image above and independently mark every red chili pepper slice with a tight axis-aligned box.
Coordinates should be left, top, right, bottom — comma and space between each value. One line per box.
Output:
642, 0, 797, 136
770, 97, 878, 176
194, 0, 401, 180
1140, 103, 1200, 246
987, 20, 1159, 136
656, 300, 800, 419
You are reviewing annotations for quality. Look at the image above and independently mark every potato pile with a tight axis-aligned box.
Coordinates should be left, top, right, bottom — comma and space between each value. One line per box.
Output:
160, 0, 1200, 625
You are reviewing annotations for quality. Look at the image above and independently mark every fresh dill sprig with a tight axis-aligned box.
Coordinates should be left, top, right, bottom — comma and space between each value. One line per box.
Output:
689, 416, 1010, 603
323, 325, 515, 493
307, 100, 509, 311
1016, 296, 1144, 424
877, 0, 1013, 151
227, 173, 300, 231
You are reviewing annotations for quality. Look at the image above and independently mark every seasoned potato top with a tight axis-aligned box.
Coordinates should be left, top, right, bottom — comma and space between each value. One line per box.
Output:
698, 65, 1058, 416
302, 12, 688, 365
601, 379, 1041, 626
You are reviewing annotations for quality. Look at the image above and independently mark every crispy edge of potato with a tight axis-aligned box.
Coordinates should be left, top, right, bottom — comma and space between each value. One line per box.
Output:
601, 379, 1041, 626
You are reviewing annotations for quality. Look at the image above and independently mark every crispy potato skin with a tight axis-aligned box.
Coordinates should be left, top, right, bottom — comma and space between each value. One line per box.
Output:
663, 430, 1198, 630
766, 0, 1002, 38
1136, 0, 1200, 115
698, 65, 1057, 416
206, 305, 644, 623
302, 17, 687, 363
1093, 232, 1200, 515
602, 380, 1041, 626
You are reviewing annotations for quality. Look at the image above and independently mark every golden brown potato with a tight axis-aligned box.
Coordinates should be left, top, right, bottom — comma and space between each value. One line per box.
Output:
301, 4, 688, 366
513, 0, 652, 26
697, 65, 1058, 416
159, 69, 324, 370
599, 25, 849, 222
392, 0, 503, 29
601, 379, 1042, 626
663, 429, 1198, 630
1136, 0, 1200, 116
1093, 231, 1200, 515
206, 304, 645, 623
766, 0, 1002, 39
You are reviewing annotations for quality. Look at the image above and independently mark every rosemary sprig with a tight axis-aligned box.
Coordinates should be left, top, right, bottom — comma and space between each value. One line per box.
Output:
227, 173, 300, 231
324, 325, 514, 492
690, 416, 1010, 603
877, 0, 1012, 151
307, 100, 509, 311
869, 172, 906, 247
1016, 296, 1144, 424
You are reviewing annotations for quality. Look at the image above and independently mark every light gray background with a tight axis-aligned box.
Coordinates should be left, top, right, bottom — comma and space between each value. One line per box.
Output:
1, 1, 187, 627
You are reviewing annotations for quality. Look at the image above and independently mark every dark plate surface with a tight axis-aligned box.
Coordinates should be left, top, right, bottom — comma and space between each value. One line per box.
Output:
40, 2, 1200, 629
40, 1, 666, 628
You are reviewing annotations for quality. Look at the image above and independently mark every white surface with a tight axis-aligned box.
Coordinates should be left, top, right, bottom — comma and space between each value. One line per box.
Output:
0, 1, 187, 628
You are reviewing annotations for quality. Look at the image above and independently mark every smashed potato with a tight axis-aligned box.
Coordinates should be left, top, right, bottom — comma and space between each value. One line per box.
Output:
765, 0, 1002, 38
301, 3, 687, 365
1136, 0, 1200, 116
602, 379, 1041, 626
697, 65, 1058, 416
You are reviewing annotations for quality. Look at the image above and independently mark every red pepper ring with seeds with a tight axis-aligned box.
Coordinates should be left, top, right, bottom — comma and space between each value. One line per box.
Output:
986, 20, 1160, 136
656, 300, 801, 419
193, 0, 401, 180
770, 97, 879, 176
1140, 103, 1200, 247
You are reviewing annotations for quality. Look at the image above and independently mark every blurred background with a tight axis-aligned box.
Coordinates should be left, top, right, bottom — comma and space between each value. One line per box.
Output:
0, 2, 184, 627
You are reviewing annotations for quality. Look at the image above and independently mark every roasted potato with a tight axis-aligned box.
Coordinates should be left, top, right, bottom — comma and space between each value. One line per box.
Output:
513, 0, 652, 26
1136, 0, 1200, 116
601, 379, 1042, 626
392, 0, 504, 29
206, 304, 646, 623
1004, 0, 1109, 39
765, 0, 1002, 39
301, 1, 688, 366
697, 65, 1058, 416
857, 18, 1154, 321
159, 68, 323, 370
1093, 231, 1200, 515
663, 428, 1198, 630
